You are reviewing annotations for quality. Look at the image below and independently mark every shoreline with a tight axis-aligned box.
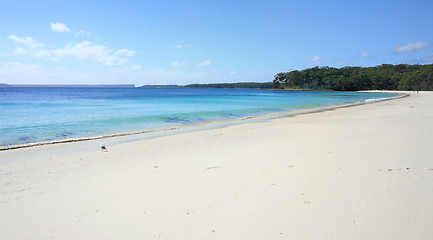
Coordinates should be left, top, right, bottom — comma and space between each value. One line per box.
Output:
0, 91, 407, 151
1, 91, 432, 239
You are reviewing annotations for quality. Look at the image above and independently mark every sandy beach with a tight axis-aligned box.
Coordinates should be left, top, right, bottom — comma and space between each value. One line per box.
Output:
1, 91, 432, 240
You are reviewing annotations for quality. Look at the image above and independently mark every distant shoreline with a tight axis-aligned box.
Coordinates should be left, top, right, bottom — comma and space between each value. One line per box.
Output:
0, 84, 135, 88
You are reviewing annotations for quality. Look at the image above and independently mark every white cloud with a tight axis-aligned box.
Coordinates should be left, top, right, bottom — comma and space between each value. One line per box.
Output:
53, 41, 106, 59
11, 39, 135, 66
8, 32, 135, 67
303, 56, 322, 64
114, 49, 135, 57
51, 22, 71, 32
358, 52, 371, 57
33, 49, 56, 61
198, 59, 211, 66
8, 34, 42, 49
52, 41, 132, 65
393, 41, 430, 53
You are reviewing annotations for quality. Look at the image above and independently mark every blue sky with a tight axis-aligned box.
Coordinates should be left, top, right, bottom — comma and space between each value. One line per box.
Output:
1, 0, 432, 85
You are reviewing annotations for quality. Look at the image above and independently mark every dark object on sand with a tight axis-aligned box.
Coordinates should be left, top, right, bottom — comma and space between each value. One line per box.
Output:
101, 144, 107, 151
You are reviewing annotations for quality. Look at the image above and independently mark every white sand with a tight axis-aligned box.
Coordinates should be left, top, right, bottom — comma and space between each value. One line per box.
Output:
1, 91, 433, 240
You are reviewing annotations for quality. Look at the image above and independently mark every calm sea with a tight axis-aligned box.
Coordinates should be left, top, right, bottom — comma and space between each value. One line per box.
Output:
0, 87, 397, 147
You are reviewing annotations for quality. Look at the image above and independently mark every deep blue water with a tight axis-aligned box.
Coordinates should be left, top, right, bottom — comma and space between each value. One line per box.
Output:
0, 87, 397, 146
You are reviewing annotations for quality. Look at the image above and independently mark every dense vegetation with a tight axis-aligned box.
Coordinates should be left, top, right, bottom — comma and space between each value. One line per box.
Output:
185, 82, 273, 89
273, 64, 433, 91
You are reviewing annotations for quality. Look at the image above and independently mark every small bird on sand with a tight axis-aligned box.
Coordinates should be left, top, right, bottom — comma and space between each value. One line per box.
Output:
101, 144, 107, 151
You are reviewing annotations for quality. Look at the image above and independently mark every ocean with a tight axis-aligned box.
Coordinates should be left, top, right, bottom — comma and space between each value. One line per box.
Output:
0, 87, 398, 147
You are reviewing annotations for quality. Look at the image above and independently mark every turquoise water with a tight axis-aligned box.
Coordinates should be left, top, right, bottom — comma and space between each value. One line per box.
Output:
0, 87, 397, 146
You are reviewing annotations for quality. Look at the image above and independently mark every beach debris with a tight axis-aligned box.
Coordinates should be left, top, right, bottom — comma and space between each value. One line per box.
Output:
380, 168, 411, 172
206, 166, 222, 170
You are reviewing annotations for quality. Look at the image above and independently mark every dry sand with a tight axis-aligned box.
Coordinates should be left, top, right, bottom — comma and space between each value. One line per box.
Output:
1, 91, 432, 240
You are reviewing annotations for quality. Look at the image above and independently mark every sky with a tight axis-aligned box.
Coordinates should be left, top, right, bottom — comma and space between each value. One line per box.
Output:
1, 0, 432, 86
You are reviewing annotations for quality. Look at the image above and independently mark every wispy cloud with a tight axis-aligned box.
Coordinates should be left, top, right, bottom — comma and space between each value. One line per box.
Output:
33, 49, 54, 60
302, 56, 322, 64
358, 52, 371, 57
114, 49, 136, 57
74, 31, 97, 39
52, 41, 135, 65
14, 47, 29, 55
175, 44, 193, 49
8, 34, 43, 49
197, 59, 211, 66
9, 34, 135, 66
393, 41, 431, 53
51, 22, 71, 32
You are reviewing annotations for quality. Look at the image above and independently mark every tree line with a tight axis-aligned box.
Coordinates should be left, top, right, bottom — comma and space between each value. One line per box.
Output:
273, 64, 433, 91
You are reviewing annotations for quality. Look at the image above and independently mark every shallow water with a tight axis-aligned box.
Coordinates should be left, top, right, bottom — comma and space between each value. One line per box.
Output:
0, 87, 397, 146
